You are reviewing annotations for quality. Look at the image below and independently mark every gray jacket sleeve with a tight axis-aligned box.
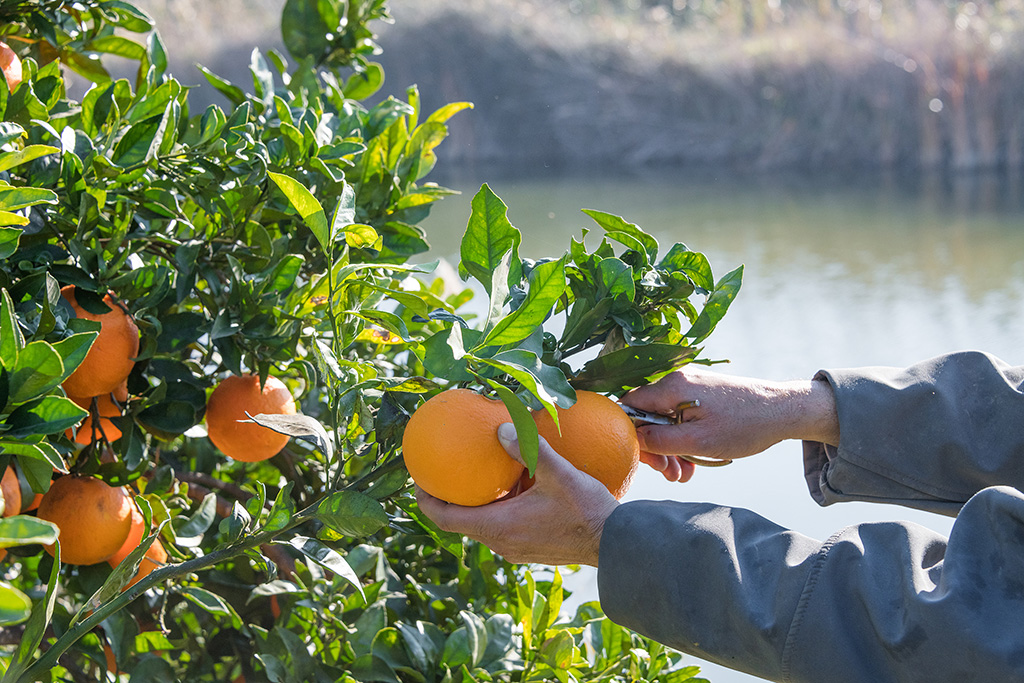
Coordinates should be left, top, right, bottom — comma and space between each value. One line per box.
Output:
597, 350, 1024, 683
804, 350, 1024, 515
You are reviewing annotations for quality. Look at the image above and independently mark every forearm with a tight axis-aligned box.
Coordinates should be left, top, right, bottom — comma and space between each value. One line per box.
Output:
771, 377, 839, 446
599, 487, 1024, 683
804, 350, 1024, 514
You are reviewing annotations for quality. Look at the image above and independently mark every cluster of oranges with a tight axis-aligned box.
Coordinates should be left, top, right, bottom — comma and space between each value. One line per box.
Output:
0, 282, 301, 587
402, 388, 640, 506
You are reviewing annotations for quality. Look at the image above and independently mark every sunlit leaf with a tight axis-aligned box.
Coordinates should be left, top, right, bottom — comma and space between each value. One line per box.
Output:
460, 184, 522, 294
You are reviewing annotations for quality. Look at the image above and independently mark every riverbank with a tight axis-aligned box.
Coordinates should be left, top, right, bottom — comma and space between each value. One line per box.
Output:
137, 0, 1024, 171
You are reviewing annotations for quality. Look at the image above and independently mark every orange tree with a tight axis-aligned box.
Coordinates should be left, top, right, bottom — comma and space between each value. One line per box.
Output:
0, 1, 740, 681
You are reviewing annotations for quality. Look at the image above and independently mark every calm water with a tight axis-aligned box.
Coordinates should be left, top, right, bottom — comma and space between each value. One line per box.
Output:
420, 168, 1024, 683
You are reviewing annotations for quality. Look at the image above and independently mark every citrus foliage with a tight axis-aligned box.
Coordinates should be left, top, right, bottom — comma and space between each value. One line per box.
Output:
0, 1, 735, 681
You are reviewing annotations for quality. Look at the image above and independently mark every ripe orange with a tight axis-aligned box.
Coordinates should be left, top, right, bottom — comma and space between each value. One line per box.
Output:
65, 392, 123, 445
533, 390, 640, 499
1, 467, 21, 518
403, 388, 525, 506
206, 374, 296, 462
0, 41, 22, 92
60, 286, 139, 398
36, 475, 133, 565
108, 503, 167, 588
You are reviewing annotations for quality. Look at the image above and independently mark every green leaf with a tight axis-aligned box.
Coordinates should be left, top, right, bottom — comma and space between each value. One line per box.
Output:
0, 516, 59, 548
459, 184, 522, 294
0, 441, 67, 476
268, 171, 330, 254
345, 224, 380, 249
395, 497, 463, 559
0, 145, 59, 173
482, 258, 566, 347
4, 396, 88, 437
685, 265, 743, 343
111, 114, 164, 166
659, 244, 715, 292
0, 185, 58, 211
87, 35, 147, 61
598, 257, 635, 300
0, 582, 32, 626
486, 381, 539, 476
331, 182, 356, 240
264, 481, 295, 533
316, 491, 389, 538
5, 534, 60, 681
0, 122, 25, 146
474, 349, 575, 412
196, 65, 246, 107
281, 0, 334, 62
0, 227, 20, 259
571, 343, 698, 394
0, 211, 27, 228
285, 536, 364, 598
49, 332, 97, 381
8, 341, 64, 404
582, 209, 659, 264
180, 586, 243, 628
0, 288, 24, 370
174, 493, 218, 547
344, 62, 384, 100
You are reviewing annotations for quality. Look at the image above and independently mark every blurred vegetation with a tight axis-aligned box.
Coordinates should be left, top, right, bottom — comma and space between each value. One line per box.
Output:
137, 0, 1024, 170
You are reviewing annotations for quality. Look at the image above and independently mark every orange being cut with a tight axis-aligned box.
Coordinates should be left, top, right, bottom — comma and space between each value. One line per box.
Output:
533, 390, 640, 499
402, 388, 525, 507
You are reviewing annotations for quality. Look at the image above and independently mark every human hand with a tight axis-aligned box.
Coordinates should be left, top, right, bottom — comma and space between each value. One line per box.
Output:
623, 365, 839, 478
415, 423, 619, 567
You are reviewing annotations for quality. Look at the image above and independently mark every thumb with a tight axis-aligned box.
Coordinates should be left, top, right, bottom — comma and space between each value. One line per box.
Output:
497, 422, 572, 479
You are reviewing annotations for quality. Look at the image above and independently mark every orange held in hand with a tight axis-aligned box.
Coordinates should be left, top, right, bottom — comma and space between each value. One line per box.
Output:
36, 475, 134, 565
0, 41, 22, 91
60, 286, 139, 398
403, 388, 525, 507
533, 390, 640, 499
206, 374, 297, 462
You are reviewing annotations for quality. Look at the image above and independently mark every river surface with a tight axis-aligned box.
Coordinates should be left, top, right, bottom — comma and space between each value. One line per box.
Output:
419, 167, 1024, 683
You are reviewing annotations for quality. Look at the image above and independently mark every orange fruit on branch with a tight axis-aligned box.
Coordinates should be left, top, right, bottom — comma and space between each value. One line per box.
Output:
533, 390, 639, 499
402, 388, 525, 507
1, 467, 21, 518
36, 475, 134, 565
60, 286, 139, 398
0, 41, 22, 92
108, 502, 168, 588
206, 374, 297, 462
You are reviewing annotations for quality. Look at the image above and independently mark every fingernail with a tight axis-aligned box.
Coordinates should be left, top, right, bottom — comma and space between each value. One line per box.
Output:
497, 422, 517, 447
634, 428, 647, 450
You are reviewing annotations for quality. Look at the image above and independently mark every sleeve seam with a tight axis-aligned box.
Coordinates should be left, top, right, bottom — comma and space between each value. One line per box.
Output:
780, 528, 844, 682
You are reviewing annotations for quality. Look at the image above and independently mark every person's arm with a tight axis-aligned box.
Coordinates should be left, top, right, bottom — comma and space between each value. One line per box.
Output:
622, 365, 839, 466
626, 351, 1024, 515
419, 422, 1024, 682
599, 485, 1024, 683
804, 350, 1024, 515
